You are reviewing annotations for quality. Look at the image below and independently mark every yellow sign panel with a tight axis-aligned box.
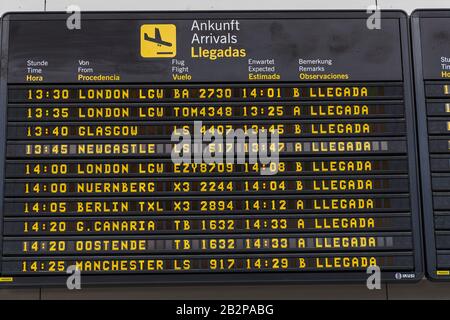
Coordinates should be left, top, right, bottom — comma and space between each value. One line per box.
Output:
437, 270, 450, 276
140, 24, 176, 58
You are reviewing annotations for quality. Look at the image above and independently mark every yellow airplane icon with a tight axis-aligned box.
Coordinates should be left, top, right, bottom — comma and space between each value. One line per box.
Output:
140, 24, 176, 58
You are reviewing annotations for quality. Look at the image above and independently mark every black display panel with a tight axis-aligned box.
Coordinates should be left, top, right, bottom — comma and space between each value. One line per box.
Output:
412, 10, 450, 281
0, 11, 423, 286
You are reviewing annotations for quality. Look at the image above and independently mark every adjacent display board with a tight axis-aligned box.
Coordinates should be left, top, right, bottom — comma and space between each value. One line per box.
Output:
0, 11, 423, 286
412, 10, 450, 281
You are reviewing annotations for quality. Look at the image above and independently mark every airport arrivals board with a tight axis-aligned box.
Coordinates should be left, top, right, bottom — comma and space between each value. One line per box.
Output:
412, 10, 450, 281
0, 11, 423, 285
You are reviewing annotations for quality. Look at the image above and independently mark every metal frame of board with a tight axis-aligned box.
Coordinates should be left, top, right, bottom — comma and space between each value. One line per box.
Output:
0, 10, 423, 287
411, 9, 450, 281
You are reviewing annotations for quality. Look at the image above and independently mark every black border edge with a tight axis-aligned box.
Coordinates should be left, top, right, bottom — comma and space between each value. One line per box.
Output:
398, 10, 425, 282
0, 13, 9, 285
0, 7, 2, 281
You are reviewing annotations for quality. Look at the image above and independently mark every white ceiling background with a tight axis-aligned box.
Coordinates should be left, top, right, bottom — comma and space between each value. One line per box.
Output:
0, 0, 449, 16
